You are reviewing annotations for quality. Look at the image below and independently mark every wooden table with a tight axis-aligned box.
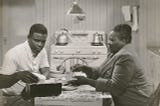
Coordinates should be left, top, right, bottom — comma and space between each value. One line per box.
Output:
34, 85, 112, 106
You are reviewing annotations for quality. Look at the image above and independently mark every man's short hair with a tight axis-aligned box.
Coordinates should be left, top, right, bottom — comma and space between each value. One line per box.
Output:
113, 24, 132, 43
28, 23, 48, 38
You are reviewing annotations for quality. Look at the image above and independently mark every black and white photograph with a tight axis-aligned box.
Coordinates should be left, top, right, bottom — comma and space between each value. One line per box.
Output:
0, 0, 159, 106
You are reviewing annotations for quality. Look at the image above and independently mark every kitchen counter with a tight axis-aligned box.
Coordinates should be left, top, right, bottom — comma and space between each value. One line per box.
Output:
34, 85, 112, 106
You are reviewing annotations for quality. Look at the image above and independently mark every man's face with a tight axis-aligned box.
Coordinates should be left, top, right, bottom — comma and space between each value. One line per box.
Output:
28, 32, 47, 55
106, 31, 126, 54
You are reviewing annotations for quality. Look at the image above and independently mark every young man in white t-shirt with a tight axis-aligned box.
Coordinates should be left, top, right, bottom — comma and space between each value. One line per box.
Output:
0, 23, 50, 106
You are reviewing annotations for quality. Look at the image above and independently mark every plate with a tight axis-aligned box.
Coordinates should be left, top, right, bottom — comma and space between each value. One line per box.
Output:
73, 72, 87, 77
62, 85, 77, 91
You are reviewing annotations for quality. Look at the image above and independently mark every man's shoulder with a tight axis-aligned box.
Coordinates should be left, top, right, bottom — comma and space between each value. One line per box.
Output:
5, 42, 26, 56
117, 44, 138, 58
115, 49, 133, 58
39, 48, 47, 55
113, 49, 137, 64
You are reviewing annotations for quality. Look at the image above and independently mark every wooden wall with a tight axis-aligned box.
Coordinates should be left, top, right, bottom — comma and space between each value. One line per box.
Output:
1, 0, 139, 62
0, 0, 2, 66
139, 0, 160, 61
1, 0, 140, 49
1, 0, 160, 95
139, 0, 160, 91
139, 0, 160, 65
140, 0, 160, 47
35, 0, 112, 50
1, 0, 35, 51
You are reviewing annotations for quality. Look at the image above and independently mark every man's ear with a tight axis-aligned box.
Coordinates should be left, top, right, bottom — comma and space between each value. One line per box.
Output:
122, 39, 127, 44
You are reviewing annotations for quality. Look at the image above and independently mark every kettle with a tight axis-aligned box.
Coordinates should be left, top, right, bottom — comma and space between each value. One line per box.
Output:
56, 29, 69, 46
91, 32, 103, 46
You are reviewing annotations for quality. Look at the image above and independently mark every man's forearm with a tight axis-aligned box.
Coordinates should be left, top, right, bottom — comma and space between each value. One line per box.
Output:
90, 68, 99, 79
86, 78, 96, 87
0, 74, 19, 88
39, 67, 50, 79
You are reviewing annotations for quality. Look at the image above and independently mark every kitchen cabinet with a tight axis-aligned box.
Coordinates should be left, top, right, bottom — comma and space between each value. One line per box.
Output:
49, 31, 107, 73
50, 44, 107, 73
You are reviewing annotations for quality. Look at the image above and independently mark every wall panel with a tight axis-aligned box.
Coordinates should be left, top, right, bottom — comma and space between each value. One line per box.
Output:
139, 0, 160, 90
34, 0, 139, 51
0, 0, 2, 66
140, 0, 160, 47
1, 0, 140, 60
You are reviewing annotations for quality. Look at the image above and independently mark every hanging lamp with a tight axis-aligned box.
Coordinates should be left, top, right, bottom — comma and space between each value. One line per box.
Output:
67, 0, 85, 16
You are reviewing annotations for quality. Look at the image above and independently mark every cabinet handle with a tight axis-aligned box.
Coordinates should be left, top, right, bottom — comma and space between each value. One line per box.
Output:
82, 57, 99, 60
53, 57, 99, 60
53, 57, 65, 60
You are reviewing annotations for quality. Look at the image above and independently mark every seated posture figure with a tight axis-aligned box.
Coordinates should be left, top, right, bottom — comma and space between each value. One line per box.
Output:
0, 23, 50, 106
70, 24, 152, 106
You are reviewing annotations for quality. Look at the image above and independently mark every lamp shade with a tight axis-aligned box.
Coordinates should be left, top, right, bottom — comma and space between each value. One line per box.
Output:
67, 1, 85, 16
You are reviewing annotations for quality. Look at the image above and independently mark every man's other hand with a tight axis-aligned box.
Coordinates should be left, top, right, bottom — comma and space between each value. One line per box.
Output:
15, 71, 39, 83
68, 76, 88, 86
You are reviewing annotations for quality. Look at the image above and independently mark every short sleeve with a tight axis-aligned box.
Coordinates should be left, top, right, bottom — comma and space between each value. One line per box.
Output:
39, 49, 49, 68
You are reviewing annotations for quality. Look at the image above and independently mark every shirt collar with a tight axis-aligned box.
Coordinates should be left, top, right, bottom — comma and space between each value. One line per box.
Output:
24, 40, 34, 58
115, 44, 137, 56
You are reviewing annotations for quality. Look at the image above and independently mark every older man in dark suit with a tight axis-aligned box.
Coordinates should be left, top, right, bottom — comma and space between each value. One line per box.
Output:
69, 24, 152, 106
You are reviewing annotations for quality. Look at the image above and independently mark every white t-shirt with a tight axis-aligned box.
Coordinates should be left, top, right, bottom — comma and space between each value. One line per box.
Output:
1, 41, 49, 75
0, 41, 49, 95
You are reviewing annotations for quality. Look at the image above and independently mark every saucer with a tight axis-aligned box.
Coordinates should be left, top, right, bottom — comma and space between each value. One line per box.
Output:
62, 85, 77, 91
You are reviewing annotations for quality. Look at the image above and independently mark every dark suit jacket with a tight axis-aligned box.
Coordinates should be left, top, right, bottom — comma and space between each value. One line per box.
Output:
91, 44, 152, 106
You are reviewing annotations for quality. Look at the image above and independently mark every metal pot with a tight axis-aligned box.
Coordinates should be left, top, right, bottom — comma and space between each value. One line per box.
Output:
56, 30, 69, 45
92, 32, 103, 46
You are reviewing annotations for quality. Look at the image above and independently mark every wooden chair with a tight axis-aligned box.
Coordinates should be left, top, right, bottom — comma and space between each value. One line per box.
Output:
148, 83, 160, 106
57, 57, 88, 73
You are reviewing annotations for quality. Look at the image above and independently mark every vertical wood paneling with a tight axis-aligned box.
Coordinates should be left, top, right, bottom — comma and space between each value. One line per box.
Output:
0, 0, 2, 35
35, 0, 43, 23
38, 0, 109, 32
39, 0, 110, 50
39, 0, 138, 43
139, 0, 160, 89
1, 0, 12, 62
139, 0, 159, 63
34, 0, 139, 54
0, 0, 2, 66
139, 0, 148, 69
1, 0, 140, 59
140, 0, 160, 47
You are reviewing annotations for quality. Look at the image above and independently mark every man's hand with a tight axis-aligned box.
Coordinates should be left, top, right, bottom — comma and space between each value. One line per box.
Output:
15, 71, 39, 83
71, 64, 93, 78
68, 76, 88, 86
